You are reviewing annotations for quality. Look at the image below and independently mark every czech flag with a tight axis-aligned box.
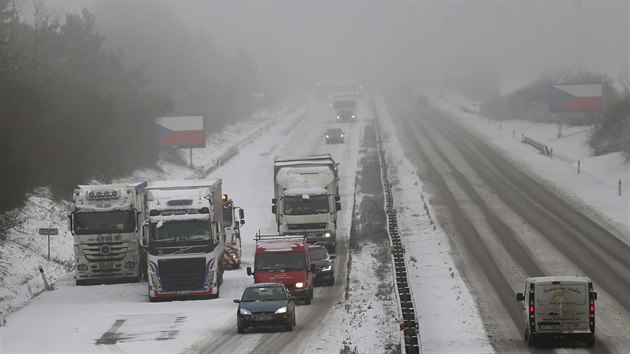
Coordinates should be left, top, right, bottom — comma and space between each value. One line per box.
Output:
156, 116, 206, 148
550, 84, 604, 113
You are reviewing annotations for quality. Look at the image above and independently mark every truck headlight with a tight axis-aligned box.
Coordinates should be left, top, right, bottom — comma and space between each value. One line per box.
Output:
295, 282, 304, 288
324, 232, 331, 238
150, 274, 159, 287
77, 264, 88, 271
275, 306, 287, 314
322, 265, 332, 272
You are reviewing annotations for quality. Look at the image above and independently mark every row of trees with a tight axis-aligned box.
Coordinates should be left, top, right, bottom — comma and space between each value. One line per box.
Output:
0, 1, 259, 217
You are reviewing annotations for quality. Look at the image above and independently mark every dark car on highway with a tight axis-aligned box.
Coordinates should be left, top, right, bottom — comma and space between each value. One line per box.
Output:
309, 245, 335, 286
325, 128, 344, 144
234, 283, 297, 333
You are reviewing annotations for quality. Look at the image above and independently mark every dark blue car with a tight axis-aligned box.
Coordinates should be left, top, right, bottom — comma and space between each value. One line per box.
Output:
234, 283, 297, 333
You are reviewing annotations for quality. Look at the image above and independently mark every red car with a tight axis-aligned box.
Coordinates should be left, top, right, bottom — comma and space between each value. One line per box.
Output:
247, 235, 315, 304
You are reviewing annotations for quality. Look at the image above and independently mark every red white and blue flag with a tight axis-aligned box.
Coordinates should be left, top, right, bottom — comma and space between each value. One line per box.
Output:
550, 84, 604, 113
156, 116, 206, 148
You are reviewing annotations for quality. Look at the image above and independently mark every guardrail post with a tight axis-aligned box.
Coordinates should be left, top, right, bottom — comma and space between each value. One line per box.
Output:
39, 266, 54, 291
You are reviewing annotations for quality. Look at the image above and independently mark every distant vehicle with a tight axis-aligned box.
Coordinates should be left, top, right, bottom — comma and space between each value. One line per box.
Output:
309, 245, 335, 286
332, 94, 357, 122
234, 282, 297, 333
516, 276, 597, 348
325, 128, 344, 144
247, 234, 315, 304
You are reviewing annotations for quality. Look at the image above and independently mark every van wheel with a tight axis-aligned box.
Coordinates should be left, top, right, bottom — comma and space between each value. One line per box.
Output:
527, 334, 535, 348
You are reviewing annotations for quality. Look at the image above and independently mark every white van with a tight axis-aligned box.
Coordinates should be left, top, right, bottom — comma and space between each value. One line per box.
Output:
516, 276, 597, 348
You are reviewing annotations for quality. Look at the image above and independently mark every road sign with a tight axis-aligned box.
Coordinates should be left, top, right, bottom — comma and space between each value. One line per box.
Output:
38, 228, 58, 235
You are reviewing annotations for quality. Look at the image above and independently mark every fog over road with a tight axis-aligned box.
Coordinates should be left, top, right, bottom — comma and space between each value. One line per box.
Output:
384, 95, 630, 353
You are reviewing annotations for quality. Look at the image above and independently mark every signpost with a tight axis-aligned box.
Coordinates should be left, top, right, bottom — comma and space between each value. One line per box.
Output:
38, 228, 58, 261
156, 115, 206, 168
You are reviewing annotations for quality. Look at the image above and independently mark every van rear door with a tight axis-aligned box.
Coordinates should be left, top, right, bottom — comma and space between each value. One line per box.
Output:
535, 281, 590, 334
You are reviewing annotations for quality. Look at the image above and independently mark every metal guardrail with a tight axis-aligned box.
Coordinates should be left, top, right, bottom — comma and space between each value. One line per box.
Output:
375, 115, 421, 354
521, 136, 551, 157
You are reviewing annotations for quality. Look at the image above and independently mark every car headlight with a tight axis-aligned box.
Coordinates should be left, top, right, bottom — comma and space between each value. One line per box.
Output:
326, 135, 330, 138
322, 265, 332, 272
324, 232, 331, 238
336, 115, 340, 119
295, 282, 304, 288
275, 306, 287, 314
340, 134, 344, 137
239, 308, 252, 315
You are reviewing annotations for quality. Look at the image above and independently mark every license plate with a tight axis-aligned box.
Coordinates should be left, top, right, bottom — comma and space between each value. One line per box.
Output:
176, 290, 192, 295
100, 262, 114, 269
539, 323, 559, 330
255, 315, 272, 321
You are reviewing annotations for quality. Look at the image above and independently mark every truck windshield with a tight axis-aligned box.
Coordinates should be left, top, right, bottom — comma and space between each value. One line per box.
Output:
73, 210, 135, 235
222, 205, 233, 227
284, 195, 329, 215
150, 220, 212, 244
255, 251, 306, 271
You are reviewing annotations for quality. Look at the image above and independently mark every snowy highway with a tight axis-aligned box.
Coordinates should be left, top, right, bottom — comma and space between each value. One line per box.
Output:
385, 93, 630, 353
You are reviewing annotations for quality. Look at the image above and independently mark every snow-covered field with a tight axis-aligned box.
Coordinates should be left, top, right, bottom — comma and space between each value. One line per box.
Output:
0, 89, 627, 353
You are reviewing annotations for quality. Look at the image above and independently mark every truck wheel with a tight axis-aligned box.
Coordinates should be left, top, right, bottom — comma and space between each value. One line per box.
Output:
328, 277, 335, 286
209, 286, 220, 299
586, 338, 595, 348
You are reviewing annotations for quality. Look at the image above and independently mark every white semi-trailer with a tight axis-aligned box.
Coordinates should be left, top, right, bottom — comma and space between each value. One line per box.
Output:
69, 182, 147, 285
141, 179, 225, 301
272, 154, 341, 252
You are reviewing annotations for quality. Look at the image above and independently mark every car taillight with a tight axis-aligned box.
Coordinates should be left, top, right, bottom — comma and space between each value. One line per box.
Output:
529, 305, 535, 313
590, 304, 595, 312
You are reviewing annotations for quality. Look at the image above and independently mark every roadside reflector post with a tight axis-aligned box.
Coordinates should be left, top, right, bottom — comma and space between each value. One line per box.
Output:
619, 179, 622, 196
578, 160, 581, 174
38, 266, 54, 291
38, 228, 58, 261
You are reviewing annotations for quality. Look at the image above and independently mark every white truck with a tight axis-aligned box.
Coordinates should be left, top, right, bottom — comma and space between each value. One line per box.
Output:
221, 195, 245, 269
69, 182, 147, 285
141, 179, 225, 301
332, 94, 357, 122
272, 154, 341, 252
516, 276, 597, 348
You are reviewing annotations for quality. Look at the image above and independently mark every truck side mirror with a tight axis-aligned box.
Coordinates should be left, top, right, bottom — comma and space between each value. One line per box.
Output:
335, 195, 340, 202
516, 293, 524, 302
68, 214, 74, 233
246, 266, 253, 276
272, 205, 277, 214
239, 208, 245, 219
336, 202, 341, 211
272, 198, 277, 204
592, 292, 597, 301
240, 219, 245, 225
140, 221, 149, 248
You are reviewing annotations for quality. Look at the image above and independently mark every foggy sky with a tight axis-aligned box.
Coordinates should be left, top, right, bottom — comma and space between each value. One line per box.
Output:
48, 0, 628, 90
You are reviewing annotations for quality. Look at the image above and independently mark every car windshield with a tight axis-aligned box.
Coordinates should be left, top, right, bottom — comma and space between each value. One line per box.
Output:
310, 248, 328, 260
284, 195, 329, 215
255, 251, 306, 271
241, 286, 288, 302
73, 210, 136, 235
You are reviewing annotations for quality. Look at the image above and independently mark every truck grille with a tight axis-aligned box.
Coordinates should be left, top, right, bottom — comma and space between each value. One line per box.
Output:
81, 242, 129, 262
287, 223, 327, 230
158, 257, 206, 291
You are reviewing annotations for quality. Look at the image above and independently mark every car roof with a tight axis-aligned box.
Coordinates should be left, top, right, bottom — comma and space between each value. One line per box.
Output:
326, 128, 342, 132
